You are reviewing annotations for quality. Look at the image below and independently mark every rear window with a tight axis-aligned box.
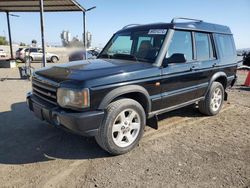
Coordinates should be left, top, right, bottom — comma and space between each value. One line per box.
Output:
216, 34, 235, 58
16, 48, 23, 52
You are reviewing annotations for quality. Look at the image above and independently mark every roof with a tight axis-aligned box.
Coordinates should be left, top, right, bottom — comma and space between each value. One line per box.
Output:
0, 0, 86, 12
118, 21, 232, 35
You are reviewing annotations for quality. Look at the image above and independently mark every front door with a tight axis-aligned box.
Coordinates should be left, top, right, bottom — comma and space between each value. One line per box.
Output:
161, 30, 200, 108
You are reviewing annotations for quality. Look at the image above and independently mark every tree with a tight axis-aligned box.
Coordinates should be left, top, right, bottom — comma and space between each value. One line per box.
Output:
20, 42, 26, 46
0, 36, 8, 45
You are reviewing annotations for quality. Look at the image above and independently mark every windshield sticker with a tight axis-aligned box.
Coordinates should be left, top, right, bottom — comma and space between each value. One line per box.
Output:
148, 29, 167, 35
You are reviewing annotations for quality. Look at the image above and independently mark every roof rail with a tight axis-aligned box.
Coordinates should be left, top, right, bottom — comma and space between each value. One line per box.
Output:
171, 17, 203, 24
122, 24, 141, 29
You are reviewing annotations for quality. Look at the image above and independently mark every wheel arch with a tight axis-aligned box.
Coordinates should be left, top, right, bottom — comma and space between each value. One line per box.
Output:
206, 71, 228, 98
25, 55, 33, 62
51, 55, 59, 61
210, 72, 227, 88
98, 85, 151, 115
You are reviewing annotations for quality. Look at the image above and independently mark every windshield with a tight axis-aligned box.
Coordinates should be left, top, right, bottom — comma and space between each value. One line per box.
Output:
99, 29, 167, 63
16, 48, 23, 52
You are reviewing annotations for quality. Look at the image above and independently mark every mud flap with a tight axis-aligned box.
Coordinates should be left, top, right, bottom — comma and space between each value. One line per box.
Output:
146, 115, 158, 130
224, 91, 228, 101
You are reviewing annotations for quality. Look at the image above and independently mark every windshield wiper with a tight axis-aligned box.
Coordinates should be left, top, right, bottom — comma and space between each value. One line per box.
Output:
113, 54, 138, 62
99, 54, 113, 59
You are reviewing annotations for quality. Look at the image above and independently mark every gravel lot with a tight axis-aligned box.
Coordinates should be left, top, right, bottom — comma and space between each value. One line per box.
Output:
0, 67, 249, 188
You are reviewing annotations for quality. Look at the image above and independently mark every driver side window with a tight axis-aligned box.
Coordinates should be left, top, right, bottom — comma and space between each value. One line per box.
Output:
166, 30, 193, 62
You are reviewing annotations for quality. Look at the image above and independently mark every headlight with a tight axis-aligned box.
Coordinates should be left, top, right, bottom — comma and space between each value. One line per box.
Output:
57, 88, 90, 109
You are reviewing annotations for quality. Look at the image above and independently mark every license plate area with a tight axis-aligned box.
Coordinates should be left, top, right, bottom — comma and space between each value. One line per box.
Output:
33, 103, 44, 120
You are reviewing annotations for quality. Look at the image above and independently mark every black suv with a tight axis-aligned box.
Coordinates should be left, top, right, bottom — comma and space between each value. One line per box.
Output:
27, 18, 237, 155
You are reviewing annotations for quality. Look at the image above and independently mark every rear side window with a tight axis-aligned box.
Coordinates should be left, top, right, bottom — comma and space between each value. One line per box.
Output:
166, 30, 193, 61
30, 48, 38, 53
16, 48, 23, 52
216, 34, 235, 58
195, 32, 214, 60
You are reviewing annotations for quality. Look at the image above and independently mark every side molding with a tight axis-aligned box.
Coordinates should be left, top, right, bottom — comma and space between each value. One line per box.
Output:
98, 85, 151, 113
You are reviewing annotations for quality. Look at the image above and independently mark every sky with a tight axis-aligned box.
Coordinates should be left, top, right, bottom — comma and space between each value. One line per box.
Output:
0, 0, 250, 49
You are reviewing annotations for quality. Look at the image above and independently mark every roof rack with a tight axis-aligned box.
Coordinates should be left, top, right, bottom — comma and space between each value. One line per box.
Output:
171, 17, 203, 24
122, 24, 141, 29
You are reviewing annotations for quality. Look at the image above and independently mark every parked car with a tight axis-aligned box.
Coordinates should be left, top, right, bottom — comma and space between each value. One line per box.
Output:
69, 49, 100, 62
27, 18, 237, 155
16, 47, 59, 63
0, 49, 7, 59
243, 51, 250, 66
15, 48, 25, 60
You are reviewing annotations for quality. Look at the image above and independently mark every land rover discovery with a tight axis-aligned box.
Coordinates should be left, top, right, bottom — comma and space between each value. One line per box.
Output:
27, 18, 237, 155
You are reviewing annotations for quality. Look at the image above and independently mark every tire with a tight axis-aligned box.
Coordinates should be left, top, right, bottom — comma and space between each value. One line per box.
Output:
51, 56, 58, 63
198, 82, 224, 116
24, 56, 33, 63
95, 98, 146, 155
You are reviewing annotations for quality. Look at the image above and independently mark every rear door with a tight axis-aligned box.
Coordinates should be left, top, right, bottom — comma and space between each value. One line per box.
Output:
192, 32, 218, 98
35, 48, 43, 61
29, 48, 39, 61
160, 30, 201, 108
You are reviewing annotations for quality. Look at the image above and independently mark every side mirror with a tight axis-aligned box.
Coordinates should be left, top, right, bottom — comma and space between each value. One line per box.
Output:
164, 53, 187, 66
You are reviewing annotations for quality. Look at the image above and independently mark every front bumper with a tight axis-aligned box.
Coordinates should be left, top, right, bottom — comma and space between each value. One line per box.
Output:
27, 92, 104, 136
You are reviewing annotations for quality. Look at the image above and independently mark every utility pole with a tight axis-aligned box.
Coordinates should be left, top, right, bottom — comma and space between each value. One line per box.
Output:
39, 0, 46, 67
6, 12, 13, 59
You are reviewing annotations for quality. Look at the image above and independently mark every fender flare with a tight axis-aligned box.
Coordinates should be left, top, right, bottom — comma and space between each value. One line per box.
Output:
205, 71, 227, 95
98, 85, 151, 113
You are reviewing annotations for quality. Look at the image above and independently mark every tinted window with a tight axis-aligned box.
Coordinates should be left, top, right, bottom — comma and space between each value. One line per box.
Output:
30, 48, 38, 53
166, 31, 193, 61
216, 34, 235, 58
25, 48, 38, 52
195, 32, 214, 60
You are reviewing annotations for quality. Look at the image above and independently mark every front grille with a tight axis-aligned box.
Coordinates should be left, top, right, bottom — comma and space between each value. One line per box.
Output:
32, 77, 58, 105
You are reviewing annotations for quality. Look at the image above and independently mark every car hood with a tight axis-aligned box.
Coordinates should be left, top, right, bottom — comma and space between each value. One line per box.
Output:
35, 58, 153, 83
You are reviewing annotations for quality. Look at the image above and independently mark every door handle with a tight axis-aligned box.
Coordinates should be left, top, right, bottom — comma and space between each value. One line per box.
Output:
190, 66, 198, 71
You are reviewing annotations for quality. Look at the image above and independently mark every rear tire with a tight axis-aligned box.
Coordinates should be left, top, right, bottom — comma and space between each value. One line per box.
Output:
51, 56, 58, 63
95, 98, 146, 155
198, 82, 224, 116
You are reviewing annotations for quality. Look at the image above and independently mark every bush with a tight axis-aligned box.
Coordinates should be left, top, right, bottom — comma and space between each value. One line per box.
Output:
0, 36, 8, 45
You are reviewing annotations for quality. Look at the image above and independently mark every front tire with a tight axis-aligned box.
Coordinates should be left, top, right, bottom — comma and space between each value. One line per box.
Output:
95, 99, 146, 155
198, 82, 224, 116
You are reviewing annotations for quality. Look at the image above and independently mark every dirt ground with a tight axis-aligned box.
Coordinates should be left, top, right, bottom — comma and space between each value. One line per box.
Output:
0, 67, 249, 188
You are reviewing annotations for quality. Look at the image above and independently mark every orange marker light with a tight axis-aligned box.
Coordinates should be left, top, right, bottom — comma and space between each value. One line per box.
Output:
83, 90, 89, 107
